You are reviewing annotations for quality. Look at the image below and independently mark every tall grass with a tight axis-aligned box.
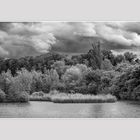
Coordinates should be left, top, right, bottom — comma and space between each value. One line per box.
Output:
50, 93, 117, 103
30, 91, 117, 103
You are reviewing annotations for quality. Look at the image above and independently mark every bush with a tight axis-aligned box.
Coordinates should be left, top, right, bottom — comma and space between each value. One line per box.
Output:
16, 69, 33, 93
7, 74, 30, 102
6, 69, 33, 97
49, 90, 59, 95
6, 91, 19, 102
0, 71, 12, 94
132, 85, 140, 100
32, 91, 45, 97
51, 61, 67, 78
18, 91, 29, 102
50, 82, 66, 92
0, 89, 6, 102
87, 83, 98, 95
74, 85, 88, 94
109, 65, 140, 100
68, 90, 75, 94
41, 69, 60, 93
83, 69, 101, 95
8, 74, 31, 96
84, 69, 101, 85
7, 91, 29, 102
62, 66, 82, 84
30, 70, 43, 93
62, 65, 91, 93
115, 62, 134, 72
101, 59, 113, 70
75, 64, 90, 75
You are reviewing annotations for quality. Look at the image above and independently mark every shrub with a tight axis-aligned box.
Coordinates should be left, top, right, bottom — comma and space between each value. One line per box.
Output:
101, 59, 113, 71
84, 69, 101, 85
17, 91, 29, 102
0, 71, 12, 94
49, 90, 59, 95
99, 70, 118, 94
75, 64, 90, 75
68, 90, 75, 94
124, 52, 136, 63
132, 85, 140, 98
62, 65, 89, 92
87, 83, 98, 95
115, 62, 134, 72
30, 70, 43, 93
0, 89, 6, 102
109, 65, 140, 100
30, 69, 60, 94
62, 66, 82, 84
84, 69, 101, 95
13, 69, 33, 93
50, 82, 66, 92
8, 74, 31, 96
74, 85, 88, 94
7, 74, 30, 102
51, 61, 67, 78
41, 69, 60, 93
32, 91, 45, 97
7, 91, 29, 102
6, 91, 19, 102
46, 69, 59, 84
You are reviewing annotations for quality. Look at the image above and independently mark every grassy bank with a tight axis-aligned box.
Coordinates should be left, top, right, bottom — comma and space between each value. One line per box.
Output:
30, 93, 117, 103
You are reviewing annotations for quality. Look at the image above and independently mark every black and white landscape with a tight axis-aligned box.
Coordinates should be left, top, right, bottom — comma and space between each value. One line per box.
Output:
0, 22, 140, 118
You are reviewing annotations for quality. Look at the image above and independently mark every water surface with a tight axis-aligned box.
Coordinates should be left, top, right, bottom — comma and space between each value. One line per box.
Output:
0, 101, 140, 118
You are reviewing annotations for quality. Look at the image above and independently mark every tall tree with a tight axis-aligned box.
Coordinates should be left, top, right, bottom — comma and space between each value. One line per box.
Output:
87, 41, 102, 69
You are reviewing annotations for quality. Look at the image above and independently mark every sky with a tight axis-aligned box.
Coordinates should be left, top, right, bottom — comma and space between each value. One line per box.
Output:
0, 22, 140, 58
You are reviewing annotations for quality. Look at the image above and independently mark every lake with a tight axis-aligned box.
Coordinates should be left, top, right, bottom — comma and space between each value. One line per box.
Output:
0, 101, 140, 118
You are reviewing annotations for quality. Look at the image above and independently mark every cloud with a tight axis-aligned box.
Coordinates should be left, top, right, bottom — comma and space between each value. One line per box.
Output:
73, 22, 140, 54
0, 22, 140, 58
0, 46, 9, 56
122, 22, 140, 35
30, 33, 56, 53
94, 22, 140, 46
0, 22, 56, 57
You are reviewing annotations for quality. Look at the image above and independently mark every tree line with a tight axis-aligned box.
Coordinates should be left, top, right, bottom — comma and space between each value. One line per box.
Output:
0, 41, 140, 102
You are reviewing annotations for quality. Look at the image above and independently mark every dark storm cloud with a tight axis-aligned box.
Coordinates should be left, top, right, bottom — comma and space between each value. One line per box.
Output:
0, 22, 12, 32
52, 35, 99, 53
122, 22, 140, 35
0, 22, 140, 58
51, 22, 140, 54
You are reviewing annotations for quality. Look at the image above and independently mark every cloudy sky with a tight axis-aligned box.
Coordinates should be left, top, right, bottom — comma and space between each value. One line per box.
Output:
0, 22, 140, 58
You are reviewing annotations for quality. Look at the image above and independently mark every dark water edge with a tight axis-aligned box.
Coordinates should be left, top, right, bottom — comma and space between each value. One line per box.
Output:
0, 101, 140, 118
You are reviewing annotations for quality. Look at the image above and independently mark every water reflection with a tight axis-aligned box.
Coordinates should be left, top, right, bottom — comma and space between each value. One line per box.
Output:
0, 101, 140, 118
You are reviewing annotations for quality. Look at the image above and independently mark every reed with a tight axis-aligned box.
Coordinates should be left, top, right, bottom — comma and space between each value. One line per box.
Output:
50, 93, 117, 103
30, 92, 117, 103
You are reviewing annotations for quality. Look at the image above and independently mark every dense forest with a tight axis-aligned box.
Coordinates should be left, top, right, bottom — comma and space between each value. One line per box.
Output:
0, 41, 140, 102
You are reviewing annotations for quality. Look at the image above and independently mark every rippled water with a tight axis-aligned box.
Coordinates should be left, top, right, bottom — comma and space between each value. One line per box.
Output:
0, 101, 140, 118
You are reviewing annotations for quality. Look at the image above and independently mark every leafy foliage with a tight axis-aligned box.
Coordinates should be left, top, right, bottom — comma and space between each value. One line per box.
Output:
101, 59, 113, 71
0, 41, 140, 102
0, 89, 6, 102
